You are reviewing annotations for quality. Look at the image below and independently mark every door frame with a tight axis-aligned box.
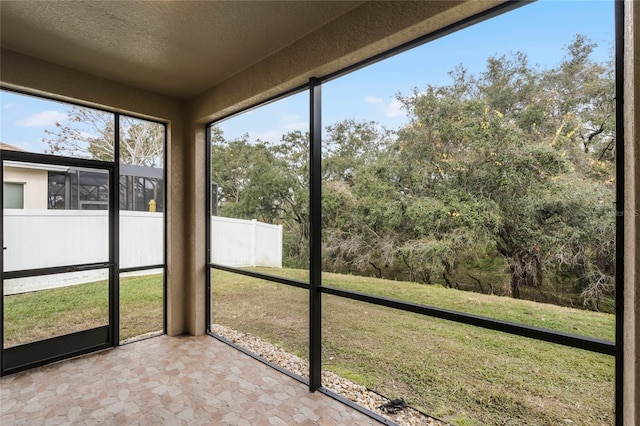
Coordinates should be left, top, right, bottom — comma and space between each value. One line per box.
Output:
0, 149, 119, 376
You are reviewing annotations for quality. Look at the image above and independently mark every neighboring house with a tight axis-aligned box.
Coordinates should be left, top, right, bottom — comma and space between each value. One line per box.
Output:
2, 142, 68, 209
2, 142, 164, 211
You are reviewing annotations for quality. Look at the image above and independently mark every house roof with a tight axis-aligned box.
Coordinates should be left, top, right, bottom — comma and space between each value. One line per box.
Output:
0, 142, 25, 152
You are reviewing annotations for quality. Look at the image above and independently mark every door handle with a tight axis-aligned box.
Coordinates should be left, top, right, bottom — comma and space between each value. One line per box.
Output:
73, 263, 114, 271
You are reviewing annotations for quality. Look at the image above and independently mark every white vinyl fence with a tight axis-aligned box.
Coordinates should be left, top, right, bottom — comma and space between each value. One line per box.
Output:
210, 216, 282, 268
3, 211, 281, 294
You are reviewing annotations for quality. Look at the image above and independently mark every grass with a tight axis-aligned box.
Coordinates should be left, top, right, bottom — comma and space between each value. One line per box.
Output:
212, 267, 615, 426
3, 274, 163, 347
119, 274, 164, 341
320, 270, 615, 342
4, 269, 614, 424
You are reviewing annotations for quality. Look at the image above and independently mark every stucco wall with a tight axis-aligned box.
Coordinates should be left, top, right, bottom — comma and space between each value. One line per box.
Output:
3, 165, 47, 209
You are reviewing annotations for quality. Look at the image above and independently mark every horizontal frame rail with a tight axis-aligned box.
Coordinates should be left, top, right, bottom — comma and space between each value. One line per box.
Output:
208, 264, 614, 356
3, 262, 114, 279
119, 264, 165, 274
1, 149, 116, 170
209, 263, 310, 290
3, 325, 111, 376
321, 285, 615, 356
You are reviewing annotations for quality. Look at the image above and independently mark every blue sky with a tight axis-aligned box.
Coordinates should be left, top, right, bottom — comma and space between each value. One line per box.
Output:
217, 0, 615, 144
1, 0, 615, 152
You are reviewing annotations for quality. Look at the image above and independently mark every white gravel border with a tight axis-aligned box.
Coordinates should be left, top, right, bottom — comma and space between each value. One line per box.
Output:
211, 324, 446, 426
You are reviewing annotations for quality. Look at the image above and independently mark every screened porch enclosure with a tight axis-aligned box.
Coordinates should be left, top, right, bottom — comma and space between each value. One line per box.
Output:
47, 164, 164, 212
1, 0, 639, 425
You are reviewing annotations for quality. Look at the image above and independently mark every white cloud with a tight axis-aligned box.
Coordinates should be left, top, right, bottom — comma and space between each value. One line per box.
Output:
383, 99, 405, 118
283, 121, 307, 131
364, 96, 383, 104
3, 103, 21, 110
248, 130, 282, 143
18, 110, 68, 127
279, 113, 307, 131
364, 96, 406, 118
281, 113, 300, 122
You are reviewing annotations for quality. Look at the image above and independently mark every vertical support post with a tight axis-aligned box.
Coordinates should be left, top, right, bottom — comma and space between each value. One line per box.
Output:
205, 125, 212, 333
111, 114, 121, 346
277, 224, 283, 268
163, 124, 168, 334
614, 1, 625, 425
251, 219, 257, 267
309, 77, 322, 391
0, 150, 5, 374
64, 173, 71, 209
76, 169, 80, 209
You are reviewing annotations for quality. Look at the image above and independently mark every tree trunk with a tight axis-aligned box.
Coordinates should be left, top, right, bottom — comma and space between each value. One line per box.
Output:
510, 275, 521, 299
369, 261, 382, 279
442, 259, 455, 289
508, 256, 542, 299
508, 261, 522, 299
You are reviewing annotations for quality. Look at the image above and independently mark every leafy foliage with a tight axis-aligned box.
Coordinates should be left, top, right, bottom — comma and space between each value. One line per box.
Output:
212, 35, 615, 310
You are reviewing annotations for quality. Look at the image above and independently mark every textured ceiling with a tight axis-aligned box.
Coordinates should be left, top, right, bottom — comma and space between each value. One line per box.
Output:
0, 1, 364, 99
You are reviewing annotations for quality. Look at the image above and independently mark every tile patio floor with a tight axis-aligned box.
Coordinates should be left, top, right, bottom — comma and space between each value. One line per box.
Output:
0, 334, 381, 425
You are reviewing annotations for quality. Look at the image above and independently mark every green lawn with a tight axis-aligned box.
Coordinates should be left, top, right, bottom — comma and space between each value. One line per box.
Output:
3, 274, 163, 347
4, 269, 614, 425
211, 267, 615, 426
